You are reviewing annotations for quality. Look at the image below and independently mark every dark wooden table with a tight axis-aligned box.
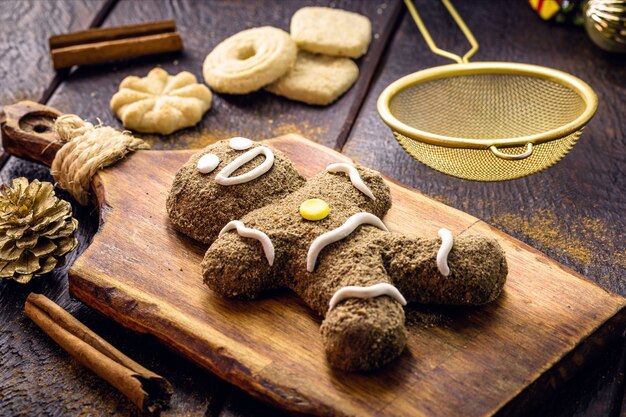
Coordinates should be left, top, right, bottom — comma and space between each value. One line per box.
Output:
1, 1, 624, 416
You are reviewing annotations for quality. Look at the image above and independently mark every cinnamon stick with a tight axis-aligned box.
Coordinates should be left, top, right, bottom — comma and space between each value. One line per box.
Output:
49, 20, 183, 70
49, 20, 177, 49
24, 293, 172, 414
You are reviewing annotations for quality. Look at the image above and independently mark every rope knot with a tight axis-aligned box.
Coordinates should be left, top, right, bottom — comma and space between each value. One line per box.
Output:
54, 114, 95, 142
51, 115, 150, 205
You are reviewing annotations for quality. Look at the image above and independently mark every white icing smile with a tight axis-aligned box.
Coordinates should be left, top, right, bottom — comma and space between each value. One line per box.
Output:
215, 146, 275, 186
437, 228, 453, 276
229, 137, 254, 150
326, 163, 375, 200
219, 220, 275, 266
196, 153, 220, 174
328, 283, 407, 311
306, 212, 388, 272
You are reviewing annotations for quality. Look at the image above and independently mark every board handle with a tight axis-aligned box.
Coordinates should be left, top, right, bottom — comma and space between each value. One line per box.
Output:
1, 101, 64, 167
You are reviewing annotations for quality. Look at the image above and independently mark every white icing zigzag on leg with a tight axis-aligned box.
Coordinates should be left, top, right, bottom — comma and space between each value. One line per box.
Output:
328, 283, 407, 311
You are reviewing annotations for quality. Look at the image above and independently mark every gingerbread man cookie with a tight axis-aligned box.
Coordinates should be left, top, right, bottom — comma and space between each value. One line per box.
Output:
168, 139, 507, 371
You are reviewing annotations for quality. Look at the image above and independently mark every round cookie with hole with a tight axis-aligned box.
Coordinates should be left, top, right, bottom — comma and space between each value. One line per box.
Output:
203, 26, 297, 94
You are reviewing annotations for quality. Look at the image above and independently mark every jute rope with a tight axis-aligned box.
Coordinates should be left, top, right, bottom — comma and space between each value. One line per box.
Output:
52, 114, 150, 205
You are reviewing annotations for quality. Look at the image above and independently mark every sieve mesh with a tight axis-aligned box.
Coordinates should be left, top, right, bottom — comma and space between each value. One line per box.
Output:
395, 129, 583, 181
389, 74, 587, 140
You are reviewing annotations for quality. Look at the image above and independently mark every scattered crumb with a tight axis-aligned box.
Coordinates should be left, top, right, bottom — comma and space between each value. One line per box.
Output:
405, 306, 448, 328
141, 114, 329, 150
271, 121, 326, 138
491, 209, 625, 271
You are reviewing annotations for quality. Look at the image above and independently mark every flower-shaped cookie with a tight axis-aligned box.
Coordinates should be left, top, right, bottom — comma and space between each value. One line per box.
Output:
110, 68, 213, 135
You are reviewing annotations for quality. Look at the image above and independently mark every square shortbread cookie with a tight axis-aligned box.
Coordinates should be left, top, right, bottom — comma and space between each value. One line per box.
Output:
266, 51, 359, 105
290, 7, 372, 58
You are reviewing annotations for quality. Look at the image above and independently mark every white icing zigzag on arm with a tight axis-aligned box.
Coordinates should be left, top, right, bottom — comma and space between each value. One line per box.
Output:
306, 212, 388, 272
328, 283, 407, 312
215, 146, 275, 185
219, 220, 275, 266
437, 228, 453, 276
326, 163, 375, 200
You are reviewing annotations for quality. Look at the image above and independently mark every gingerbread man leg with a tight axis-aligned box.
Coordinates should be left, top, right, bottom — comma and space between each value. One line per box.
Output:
294, 229, 408, 371
301, 228, 506, 371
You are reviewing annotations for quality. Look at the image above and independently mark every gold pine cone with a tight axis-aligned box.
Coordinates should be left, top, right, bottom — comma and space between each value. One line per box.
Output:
0, 178, 78, 283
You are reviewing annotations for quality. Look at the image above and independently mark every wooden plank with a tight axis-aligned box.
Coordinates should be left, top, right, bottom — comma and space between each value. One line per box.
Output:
0, 0, 106, 107
0, 2, 166, 416
0, 2, 235, 411
1, 0, 404, 414
341, 2, 626, 414
0, 0, 111, 167
3, 106, 623, 416
45, 0, 404, 150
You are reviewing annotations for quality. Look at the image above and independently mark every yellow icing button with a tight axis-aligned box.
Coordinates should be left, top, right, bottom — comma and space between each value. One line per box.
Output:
299, 198, 330, 221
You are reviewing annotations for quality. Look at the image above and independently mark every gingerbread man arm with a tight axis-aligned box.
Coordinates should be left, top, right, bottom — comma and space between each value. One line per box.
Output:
381, 233, 507, 306
202, 230, 280, 299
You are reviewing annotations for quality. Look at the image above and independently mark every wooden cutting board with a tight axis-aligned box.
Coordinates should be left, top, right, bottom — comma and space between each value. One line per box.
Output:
3, 101, 625, 417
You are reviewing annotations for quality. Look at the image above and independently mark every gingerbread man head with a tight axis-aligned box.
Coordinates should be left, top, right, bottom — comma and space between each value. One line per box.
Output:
168, 139, 507, 371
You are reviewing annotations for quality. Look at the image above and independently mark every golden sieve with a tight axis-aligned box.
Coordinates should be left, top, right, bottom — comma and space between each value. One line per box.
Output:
377, 0, 598, 181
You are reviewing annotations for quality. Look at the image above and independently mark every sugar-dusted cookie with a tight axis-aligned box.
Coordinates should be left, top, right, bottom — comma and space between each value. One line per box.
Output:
290, 7, 372, 58
203, 27, 297, 94
110, 68, 212, 135
265, 51, 359, 105
171, 141, 509, 371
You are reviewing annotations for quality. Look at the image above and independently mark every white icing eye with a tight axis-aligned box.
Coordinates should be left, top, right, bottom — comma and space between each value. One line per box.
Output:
197, 153, 220, 174
229, 137, 254, 150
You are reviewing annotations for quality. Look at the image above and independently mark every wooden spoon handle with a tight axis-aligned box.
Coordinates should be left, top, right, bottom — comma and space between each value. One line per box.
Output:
1, 100, 63, 167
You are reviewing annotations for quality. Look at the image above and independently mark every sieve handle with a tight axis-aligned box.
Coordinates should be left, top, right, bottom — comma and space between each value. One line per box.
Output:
404, 0, 479, 64
489, 143, 533, 160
